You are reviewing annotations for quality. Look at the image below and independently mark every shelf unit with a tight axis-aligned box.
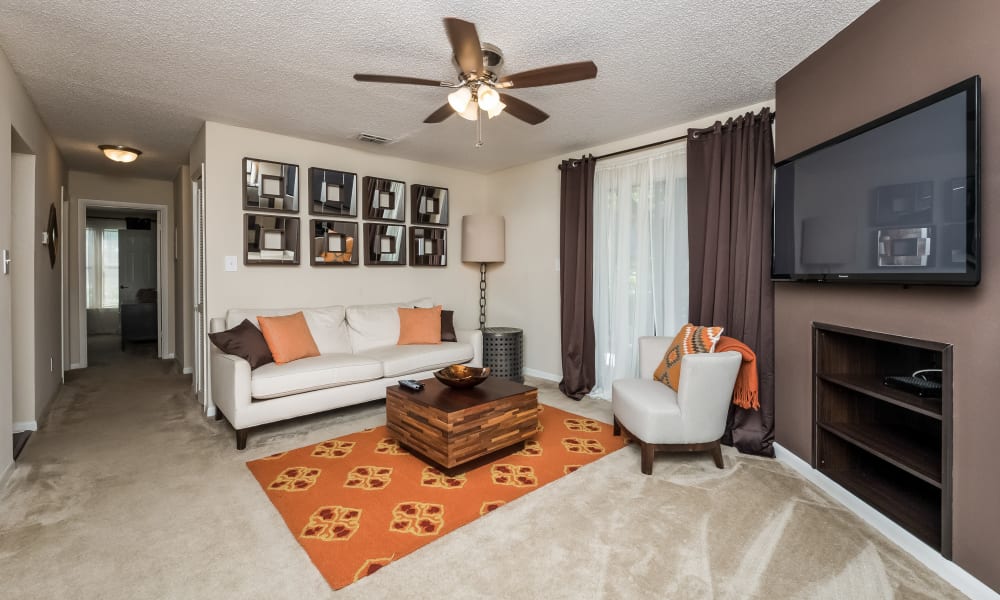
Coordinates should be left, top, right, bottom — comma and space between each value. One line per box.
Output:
813, 323, 952, 557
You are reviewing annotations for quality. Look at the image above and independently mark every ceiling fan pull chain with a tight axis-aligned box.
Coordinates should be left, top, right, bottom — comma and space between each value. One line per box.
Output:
476, 107, 484, 148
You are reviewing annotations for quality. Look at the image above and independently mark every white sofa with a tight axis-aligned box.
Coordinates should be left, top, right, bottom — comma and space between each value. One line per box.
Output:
210, 298, 483, 449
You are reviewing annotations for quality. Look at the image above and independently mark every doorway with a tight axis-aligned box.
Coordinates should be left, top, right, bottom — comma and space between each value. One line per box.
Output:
77, 200, 168, 367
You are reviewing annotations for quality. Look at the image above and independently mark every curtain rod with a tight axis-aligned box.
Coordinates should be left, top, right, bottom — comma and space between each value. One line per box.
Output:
561, 110, 776, 167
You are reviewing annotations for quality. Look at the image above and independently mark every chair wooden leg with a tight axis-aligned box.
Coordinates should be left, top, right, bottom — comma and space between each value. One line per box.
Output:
613, 417, 621, 436
640, 441, 655, 475
236, 429, 248, 450
710, 442, 724, 469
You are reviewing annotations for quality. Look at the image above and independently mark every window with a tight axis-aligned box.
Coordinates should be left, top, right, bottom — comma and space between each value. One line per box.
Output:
85, 227, 120, 309
592, 144, 688, 398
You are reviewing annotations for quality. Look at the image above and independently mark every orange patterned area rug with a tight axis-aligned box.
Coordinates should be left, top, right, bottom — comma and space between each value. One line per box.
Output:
246, 404, 626, 590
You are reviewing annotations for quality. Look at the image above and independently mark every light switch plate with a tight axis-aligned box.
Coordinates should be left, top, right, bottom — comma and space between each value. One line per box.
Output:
224, 256, 238, 272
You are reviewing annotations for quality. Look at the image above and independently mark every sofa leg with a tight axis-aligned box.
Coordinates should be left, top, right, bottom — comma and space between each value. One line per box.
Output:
236, 429, 248, 450
640, 441, 654, 475
710, 442, 724, 469
613, 417, 621, 437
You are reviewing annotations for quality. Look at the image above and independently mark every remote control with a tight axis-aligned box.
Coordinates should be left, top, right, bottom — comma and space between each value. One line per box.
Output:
398, 379, 424, 391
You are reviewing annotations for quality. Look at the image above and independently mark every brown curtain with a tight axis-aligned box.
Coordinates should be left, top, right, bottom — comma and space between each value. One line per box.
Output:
558, 155, 597, 400
686, 108, 775, 457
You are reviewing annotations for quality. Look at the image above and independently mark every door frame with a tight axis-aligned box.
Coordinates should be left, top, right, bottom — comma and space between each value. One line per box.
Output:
76, 199, 169, 367
191, 164, 211, 415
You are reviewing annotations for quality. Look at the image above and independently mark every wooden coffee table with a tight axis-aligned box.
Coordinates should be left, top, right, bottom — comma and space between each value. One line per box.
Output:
386, 377, 539, 471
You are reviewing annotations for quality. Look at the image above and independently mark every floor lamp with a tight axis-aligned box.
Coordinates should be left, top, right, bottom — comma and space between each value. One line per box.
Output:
461, 215, 505, 330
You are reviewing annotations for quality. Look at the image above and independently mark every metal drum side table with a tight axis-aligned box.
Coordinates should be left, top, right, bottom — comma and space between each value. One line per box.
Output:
483, 327, 524, 383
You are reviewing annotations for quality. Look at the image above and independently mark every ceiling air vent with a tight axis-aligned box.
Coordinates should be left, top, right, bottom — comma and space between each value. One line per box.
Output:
357, 133, 394, 145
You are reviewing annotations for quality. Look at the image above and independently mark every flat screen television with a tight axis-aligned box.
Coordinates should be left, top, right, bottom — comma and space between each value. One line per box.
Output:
772, 75, 980, 285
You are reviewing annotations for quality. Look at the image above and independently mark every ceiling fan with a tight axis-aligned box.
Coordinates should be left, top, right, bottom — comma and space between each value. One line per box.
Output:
354, 17, 597, 146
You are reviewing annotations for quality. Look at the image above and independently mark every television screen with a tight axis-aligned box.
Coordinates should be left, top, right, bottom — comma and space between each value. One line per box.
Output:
772, 76, 980, 285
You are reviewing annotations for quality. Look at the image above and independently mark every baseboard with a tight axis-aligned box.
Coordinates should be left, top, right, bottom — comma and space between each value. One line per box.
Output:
12, 421, 38, 433
182, 366, 193, 375
69, 362, 84, 370
774, 443, 999, 600
523, 368, 560, 382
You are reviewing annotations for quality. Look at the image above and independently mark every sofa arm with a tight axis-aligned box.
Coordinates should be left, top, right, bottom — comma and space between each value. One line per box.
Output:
210, 344, 252, 428
210, 317, 226, 334
456, 328, 484, 368
638, 336, 671, 379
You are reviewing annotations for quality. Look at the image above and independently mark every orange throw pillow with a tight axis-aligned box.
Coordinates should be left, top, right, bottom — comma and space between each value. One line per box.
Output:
397, 305, 442, 345
653, 323, 724, 391
257, 312, 321, 364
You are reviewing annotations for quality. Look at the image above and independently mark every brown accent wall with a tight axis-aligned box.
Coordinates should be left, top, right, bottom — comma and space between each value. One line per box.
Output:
774, 0, 1000, 590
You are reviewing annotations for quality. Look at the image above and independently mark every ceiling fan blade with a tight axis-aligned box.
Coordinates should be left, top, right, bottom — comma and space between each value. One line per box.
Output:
499, 94, 549, 125
354, 74, 447, 86
423, 104, 455, 124
497, 61, 598, 89
444, 17, 483, 75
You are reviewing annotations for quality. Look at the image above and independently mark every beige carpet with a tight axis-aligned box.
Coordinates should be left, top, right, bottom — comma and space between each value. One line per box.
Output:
0, 337, 965, 599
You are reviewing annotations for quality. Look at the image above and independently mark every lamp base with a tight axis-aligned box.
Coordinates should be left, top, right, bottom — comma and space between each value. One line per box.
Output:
479, 262, 487, 330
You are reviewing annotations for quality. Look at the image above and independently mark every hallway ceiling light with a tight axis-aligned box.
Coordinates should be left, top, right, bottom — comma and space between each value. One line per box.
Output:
99, 145, 142, 163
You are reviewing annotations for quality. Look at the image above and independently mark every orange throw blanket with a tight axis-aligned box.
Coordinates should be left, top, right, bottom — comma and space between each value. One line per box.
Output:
715, 336, 760, 411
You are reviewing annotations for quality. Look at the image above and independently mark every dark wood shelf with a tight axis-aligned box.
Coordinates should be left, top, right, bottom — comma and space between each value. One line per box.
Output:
817, 373, 942, 420
821, 466, 940, 549
818, 421, 941, 487
813, 323, 952, 557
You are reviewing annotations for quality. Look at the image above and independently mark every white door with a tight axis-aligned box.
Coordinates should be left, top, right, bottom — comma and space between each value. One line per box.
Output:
1, 157, 14, 469
117, 229, 157, 305
192, 167, 209, 412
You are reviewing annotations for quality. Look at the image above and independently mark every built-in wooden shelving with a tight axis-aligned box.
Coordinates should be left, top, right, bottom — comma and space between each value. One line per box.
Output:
813, 323, 952, 557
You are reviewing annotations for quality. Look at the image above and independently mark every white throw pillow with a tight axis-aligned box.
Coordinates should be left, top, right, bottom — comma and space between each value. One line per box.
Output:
225, 306, 352, 354
346, 298, 432, 353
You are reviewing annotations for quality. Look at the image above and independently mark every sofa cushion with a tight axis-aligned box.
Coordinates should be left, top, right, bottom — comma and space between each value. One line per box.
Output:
226, 306, 352, 354
358, 341, 474, 378
611, 378, 684, 444
251, 353, 384, 400
208, 319, 274, 369
346, 298, 432, 353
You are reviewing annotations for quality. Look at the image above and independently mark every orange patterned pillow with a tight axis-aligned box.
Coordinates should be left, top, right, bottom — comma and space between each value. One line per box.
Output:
257, 312, 321, 364
397, 305, 443, 345
653, 323, 724, 391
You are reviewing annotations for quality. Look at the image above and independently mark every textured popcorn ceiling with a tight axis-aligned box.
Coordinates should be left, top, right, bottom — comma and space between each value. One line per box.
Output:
0, 0, 876, 179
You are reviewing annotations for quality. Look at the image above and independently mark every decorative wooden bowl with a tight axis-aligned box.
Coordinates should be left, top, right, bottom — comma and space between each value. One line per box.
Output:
433, 365, 491, 389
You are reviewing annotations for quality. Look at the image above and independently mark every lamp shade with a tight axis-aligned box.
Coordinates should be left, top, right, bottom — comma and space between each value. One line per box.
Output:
461, 215, 505, 263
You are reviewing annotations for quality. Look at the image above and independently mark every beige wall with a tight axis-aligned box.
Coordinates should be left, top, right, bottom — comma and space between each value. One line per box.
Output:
173, 165, 193, 373
0, 45, 66, 478
483, 101, 773, 379
67, 171, 175, 367
774, 0, 1000, 589
198, 122, 488, 340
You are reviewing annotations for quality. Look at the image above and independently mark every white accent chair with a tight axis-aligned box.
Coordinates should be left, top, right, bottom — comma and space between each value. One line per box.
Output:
611, 336, 742, 474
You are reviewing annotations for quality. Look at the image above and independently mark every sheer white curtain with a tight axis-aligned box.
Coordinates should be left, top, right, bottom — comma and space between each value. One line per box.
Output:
592, 143, 688, 398
85, 227, 120, 309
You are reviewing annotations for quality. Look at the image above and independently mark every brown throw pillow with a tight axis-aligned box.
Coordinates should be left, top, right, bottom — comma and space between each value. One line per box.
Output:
398, 306, 443, 345
441, 309, 457, 342
653, 323, 724, 391
208, 319, 274, 369
257, 312, 321, 364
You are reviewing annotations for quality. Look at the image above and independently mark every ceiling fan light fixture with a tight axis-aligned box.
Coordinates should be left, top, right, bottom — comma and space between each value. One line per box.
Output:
486, 100, 506, 119
477, 86, 501, 111
448, 86, 472, 113
99, 145, 142, 163
458, 100, 479, 121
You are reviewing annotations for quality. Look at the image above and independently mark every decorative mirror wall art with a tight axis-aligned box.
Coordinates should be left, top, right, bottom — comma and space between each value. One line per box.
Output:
411, 185, 449, 226
309, 168, 358, 217
409, 226, 447, 267
245, 214, 300, 265
362, 176, 405, 222
244, 158, 299, 213
310, 220, 358, 266
364, 223, 406, 265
